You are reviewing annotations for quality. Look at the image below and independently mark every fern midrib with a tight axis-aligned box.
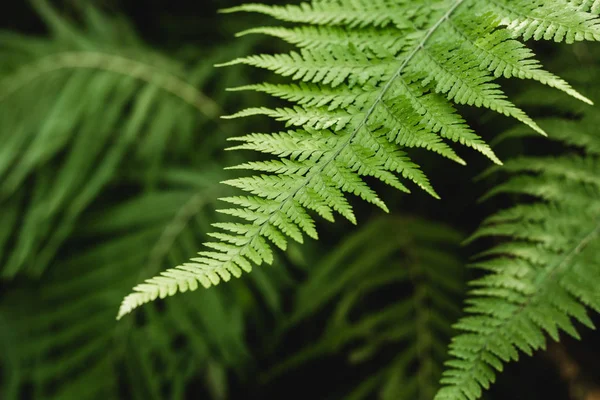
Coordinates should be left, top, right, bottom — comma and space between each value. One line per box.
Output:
220, 0, 466, 266
444, 217, 600, 394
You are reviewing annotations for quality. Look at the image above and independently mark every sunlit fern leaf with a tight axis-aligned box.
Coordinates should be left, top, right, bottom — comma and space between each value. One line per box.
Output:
0, 0, 218, 279
264, 216, 463, 400
119, 0, 599, 318
435, 112, 600, 400
0, 168, 284, 400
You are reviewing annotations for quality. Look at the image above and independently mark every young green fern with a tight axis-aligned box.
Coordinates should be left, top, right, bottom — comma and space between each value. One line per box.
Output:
435, 117, 600, 399
118, 0, 600, 318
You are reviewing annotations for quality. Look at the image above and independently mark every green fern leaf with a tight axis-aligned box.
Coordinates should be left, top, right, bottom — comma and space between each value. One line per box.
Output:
435, 118, 600, 400
119, 0, 600, 318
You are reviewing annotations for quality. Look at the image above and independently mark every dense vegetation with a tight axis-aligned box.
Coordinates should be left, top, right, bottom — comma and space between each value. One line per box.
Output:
1, 1, 599, 399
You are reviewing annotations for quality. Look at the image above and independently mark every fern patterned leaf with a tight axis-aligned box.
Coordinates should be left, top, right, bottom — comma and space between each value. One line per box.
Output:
435, 137, 600, 399
119, 0, 600, 318
447, 15, 592, 104
226, 130, 336, 161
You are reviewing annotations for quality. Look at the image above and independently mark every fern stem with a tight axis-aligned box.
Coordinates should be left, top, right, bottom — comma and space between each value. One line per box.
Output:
0, 51, 221, 117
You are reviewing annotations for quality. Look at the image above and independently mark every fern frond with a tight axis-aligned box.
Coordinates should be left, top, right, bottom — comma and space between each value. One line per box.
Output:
119, 0, 600, 317
267, 217, 464, 400
435, 119, 600, 400
0, 1, 216, 278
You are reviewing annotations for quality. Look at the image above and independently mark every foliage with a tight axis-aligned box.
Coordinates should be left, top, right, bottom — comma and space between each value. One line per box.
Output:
436, 74, 600, 400
118, 0, 600, 318
270, 217, 464, 400
1, 170, 256, 399
0, 2, 283, 399
1, 1, 600, 399
0, 0, 220, 279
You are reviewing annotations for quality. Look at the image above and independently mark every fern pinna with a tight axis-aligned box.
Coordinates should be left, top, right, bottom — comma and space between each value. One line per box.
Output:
118, 0, 600, 318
